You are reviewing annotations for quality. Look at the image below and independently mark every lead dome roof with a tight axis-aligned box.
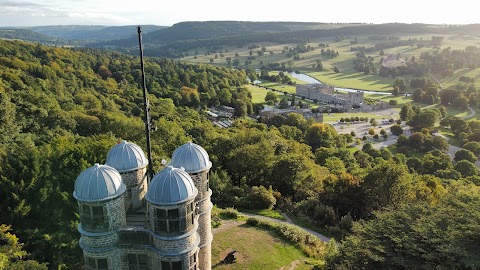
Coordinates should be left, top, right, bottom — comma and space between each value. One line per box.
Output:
73, 164, 126, 202
106, 140, 148, 173
146, 166, 198, 206
170, 141, 212, 173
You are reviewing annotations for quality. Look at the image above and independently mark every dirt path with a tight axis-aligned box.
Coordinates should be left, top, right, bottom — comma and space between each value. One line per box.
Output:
240, 212, 331, 242
276, 259, 305, 270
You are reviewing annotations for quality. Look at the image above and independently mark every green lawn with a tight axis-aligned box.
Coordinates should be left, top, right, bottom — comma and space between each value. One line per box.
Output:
212, 221, 311, 270
246, 84, 270, 103
258, 81, 297, 93
239, 209, 286, 221
323, 112, 387, 123
363, 93, 412, 105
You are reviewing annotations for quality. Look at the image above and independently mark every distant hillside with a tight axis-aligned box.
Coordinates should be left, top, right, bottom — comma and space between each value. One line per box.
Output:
98, 21, 363, 47
27, 24, 167, 41
0, 28, 60, 44
96, 22, 480, 58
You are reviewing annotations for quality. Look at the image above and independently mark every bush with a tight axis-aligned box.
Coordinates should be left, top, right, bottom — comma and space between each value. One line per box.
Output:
219, 207, 240, 219
389, 99, 398, 105
391, 124, 403, 136
242, 186, 276, 209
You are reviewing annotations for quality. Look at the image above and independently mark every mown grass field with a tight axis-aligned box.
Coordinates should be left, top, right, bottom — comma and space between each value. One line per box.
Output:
212, 221, 316, 270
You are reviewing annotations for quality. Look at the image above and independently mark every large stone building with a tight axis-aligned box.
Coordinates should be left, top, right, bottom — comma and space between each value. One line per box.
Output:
74, 141, 213, 270
296, 84, 364, 107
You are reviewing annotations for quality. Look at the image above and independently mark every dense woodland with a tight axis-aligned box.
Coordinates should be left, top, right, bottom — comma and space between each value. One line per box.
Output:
1, 40, 480, 269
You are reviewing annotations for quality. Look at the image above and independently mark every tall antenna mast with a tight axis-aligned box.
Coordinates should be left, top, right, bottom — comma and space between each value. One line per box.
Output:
137, 26, 154, 180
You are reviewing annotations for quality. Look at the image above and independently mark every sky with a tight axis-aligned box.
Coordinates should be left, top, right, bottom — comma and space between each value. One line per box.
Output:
1, 0, 479, 27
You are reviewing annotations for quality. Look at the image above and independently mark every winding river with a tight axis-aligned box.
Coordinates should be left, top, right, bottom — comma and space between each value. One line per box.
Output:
288, 72, 393, 96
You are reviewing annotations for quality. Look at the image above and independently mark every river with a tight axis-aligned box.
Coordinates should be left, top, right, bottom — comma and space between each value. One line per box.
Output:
289, 72, 393, 96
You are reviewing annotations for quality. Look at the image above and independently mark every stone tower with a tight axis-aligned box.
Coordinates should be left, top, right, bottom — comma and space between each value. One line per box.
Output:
73, 164, 127, 270
74, 141, 212, 270
171, 142, 213, 270
146, 166, 200, 269
106, 140, 149, 210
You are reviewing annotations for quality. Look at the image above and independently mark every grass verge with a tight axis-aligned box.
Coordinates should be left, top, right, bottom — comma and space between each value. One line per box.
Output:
239, 208, 287, 221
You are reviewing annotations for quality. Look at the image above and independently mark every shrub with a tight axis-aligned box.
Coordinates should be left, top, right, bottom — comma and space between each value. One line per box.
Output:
242, 186, 276, 209
389, 99, 398, 105
219, 207, 240, 219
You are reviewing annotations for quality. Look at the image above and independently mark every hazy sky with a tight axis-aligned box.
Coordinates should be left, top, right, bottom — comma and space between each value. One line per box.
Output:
1, 0, 479, 27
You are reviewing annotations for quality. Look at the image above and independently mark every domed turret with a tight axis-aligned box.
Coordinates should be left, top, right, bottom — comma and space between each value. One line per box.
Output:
106, 140, 149, 210
146, 166, 197, 206
170, 141, 212, 173
73, 163, 126, 202
106, 140, 148, 173
171, 142, 213, 270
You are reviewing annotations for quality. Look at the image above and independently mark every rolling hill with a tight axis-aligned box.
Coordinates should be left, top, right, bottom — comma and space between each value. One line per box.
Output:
0, 28, 60, 44
27, 24, 167, 41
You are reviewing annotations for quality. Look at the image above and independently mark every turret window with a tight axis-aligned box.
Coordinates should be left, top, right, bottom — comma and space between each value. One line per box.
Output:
80, 204, 108, 231
85, 257, 108, 270
161, 260, 182, 270
127, 254, 148, 270
153, 201, 195, 235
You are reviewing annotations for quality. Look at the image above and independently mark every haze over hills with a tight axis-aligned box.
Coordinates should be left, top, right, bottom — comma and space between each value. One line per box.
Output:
26, 24, 167, 41
0, 28, 61, 44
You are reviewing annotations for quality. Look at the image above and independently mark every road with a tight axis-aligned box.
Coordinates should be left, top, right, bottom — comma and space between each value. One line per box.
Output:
445, 144, 480, 168
465, 106, 477, 119
240, 212, 332, 242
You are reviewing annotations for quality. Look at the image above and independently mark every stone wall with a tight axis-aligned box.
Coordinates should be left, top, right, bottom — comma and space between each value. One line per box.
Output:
81, 232, 118, 249
190, 171, 208, 200
152, 231, 199, 254
106, 195, 127, 230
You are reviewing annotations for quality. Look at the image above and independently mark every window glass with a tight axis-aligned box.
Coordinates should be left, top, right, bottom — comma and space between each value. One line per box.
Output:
97, 259, 108, 269
161, 261, 171, 270
168, 209, 179, 219
172, 261, 182, 270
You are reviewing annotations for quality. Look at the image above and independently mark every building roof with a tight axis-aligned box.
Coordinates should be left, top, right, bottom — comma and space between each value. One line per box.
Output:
106, 140, 148, 172
170, 141, 212, 173
73, 164, 126, 202
146, 166, 198, 206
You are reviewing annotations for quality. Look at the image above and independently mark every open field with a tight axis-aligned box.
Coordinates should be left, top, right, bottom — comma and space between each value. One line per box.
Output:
212, 220, 315, 270
323, 108, 399, 123
182, 34, 480, 92
258, 81, 297, 93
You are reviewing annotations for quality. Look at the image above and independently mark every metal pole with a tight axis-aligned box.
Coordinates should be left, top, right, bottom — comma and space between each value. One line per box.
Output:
137, 26, 154, 180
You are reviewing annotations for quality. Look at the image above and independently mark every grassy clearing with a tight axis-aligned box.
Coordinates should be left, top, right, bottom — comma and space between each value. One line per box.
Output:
246, 84, 270, 103
323, 112, 385, 123
212, 222, 312, 270
258, 81, 297, 93
364, 93, 412, 105
239, 209, 286, 221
